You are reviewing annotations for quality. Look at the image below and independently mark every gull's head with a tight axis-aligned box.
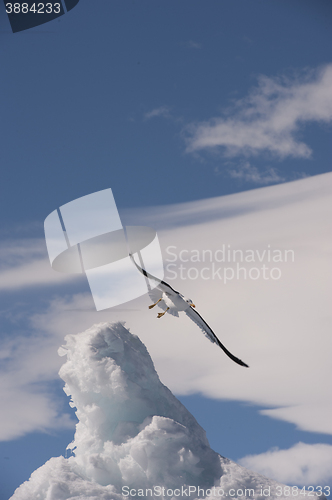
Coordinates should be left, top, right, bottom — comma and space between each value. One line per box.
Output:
185, 298, 195, 308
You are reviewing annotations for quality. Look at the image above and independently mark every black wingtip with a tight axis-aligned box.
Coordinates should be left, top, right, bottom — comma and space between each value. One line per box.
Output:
233, 357, 249, 368
215, 338, 249, 368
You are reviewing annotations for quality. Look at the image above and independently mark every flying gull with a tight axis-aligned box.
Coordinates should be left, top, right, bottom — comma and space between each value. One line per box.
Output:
130, 254, 249, 368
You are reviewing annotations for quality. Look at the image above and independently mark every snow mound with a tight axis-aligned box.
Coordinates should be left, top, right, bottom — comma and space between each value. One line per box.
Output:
10, 323, 318, 500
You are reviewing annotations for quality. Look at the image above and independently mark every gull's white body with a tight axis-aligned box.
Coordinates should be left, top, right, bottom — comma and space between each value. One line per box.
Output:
161, 292, 191, 314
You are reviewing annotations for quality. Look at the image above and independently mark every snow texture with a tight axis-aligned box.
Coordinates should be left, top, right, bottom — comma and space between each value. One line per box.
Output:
10, 323, 321, 500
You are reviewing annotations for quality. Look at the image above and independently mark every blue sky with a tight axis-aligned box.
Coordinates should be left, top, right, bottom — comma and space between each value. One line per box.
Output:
0, 1, 331, 498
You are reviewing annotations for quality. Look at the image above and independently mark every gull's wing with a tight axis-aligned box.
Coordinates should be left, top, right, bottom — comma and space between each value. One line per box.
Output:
129, 253, 179, 297
185, 307, 249, 368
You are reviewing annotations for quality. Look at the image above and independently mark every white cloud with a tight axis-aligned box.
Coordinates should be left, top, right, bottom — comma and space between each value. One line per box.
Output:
0, 332, 75, 440
144, 106, 171, 120
226, 162, 286, 184
185, 64, 332, 158
0, 238, 45, 265
1, 173, 331, 441
239, 442, 332, 486
0, 258, 76, 290
0, 239, 79, 290
185, 40, 201, 49
0, 385, 74, 441
121, 173, 332, 436
260, 405, 332, 435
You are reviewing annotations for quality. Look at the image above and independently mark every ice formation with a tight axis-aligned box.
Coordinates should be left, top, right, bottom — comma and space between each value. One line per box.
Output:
10, 323, 316, 500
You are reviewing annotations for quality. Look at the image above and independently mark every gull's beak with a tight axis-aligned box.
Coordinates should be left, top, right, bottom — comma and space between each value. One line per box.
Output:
191, 304, 196, 308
